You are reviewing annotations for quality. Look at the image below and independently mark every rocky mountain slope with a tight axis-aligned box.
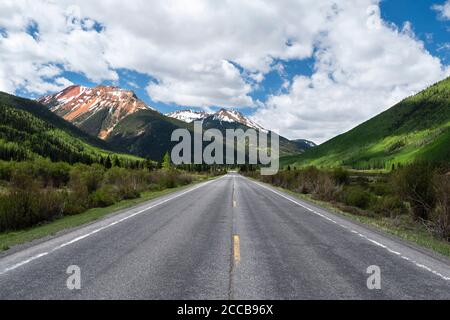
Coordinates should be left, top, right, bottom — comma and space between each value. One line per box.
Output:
38, 85, 153, 139
0, 91, 140, 164
39, 85, 308, 160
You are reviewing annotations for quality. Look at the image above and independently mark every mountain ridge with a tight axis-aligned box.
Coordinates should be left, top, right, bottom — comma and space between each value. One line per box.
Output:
38, 85, 154, 139
38, 85, 312, 160
0, 91, 141, 164
282, 77, 450, 170
165, 108, 267, 132
165, 109, 210, 123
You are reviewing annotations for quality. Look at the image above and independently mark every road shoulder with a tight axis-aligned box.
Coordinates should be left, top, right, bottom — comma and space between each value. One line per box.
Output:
241, 175, 450, 279
0, 176, 219, 257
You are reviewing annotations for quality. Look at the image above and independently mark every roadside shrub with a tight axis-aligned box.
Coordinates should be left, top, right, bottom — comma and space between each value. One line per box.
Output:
355, 176, 369, 187
10, 168, 36, 190
151, 170, 191, 189
24, 159, 71, 187
0, 162, 201, 232
147, 183, 163, 191
369, 182, 392, 196
63, 163, 105, 215
36, 188, 66, 221
0, 160, 72, 187
392, 162, 436, 220
104, 167, 141, 199
335, 203, 375, 217
37, 160, 71, 187
342, 186, 373, 209
0, 187, 65, 232
176, 172, 194, 186
430, 203, 450, 241
63, 188, 89, 216
372, 196, 407, 218
89, 185, 120, 207
160, 171, 177, 189
70, 164, 105, 193
332, 167, 349, 185
143, 170, 193, 189
142, 172, 159, 186
299, 166, 321, 193
0, 190, 33, 231
0, 161, 13, 181
312, 172, 340, 201
429, 174, 450, 240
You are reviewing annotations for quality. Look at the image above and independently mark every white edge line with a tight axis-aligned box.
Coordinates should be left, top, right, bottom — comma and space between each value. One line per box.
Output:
0, 177, 222, 275
249, 179, 450, 282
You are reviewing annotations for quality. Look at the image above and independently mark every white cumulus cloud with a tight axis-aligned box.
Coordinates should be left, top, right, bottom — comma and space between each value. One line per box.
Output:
433, 0, 450, 20
0, 0, 117, 94
0, 0, 448, 143
253, 1, 450, 143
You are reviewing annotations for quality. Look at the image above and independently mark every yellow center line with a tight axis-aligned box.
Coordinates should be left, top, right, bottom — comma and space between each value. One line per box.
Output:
233, 200, 237, 207
233, 235, 240, 264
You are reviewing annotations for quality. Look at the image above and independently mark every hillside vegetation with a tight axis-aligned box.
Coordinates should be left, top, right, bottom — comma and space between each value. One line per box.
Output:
0, 160, 197, 233
0, 92, 143, 167
0, 92, 222, 237
283, 77, 450, 170
106, 109, 190, 161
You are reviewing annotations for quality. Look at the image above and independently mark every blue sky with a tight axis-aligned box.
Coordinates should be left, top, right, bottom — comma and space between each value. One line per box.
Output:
28, 0, 450, 114
1, 0, 449, 142
30, 50, 317, 117
33, 0, 449, 117
381, 0, 450, 62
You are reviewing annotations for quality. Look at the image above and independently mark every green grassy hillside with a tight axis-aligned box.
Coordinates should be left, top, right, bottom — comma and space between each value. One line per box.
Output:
0, 92, 142, 165
282, 77, 450, 170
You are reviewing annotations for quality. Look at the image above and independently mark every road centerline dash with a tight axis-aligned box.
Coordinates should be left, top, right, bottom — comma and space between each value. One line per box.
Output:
233, 235, 240, 264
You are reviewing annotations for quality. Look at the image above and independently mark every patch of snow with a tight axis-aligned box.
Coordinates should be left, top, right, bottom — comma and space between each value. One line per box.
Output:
165, 109, 211, 123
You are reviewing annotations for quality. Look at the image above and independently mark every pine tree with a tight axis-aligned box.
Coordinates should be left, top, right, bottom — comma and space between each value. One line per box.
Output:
104, 155, 112, 169
113, 156, 120, 167
162, 151, 171, 170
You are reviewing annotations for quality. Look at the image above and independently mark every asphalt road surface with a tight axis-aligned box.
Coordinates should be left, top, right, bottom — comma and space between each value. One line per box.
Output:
0, 173, 449, 299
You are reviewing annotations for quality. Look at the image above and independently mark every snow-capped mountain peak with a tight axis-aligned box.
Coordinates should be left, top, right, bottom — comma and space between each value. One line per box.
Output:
210, 109, 266, 131
165, 108, 266, 131
165, 109, 211, 123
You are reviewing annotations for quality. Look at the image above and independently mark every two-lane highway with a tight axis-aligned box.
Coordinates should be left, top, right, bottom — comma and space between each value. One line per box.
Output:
0, 173, 449, 299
